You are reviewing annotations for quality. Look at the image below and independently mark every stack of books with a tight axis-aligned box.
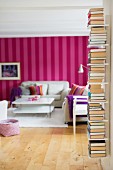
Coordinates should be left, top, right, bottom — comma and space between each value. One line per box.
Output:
87, 7, 107, 158
88, 66, 105, 83
88, 103, 105, 124
89, 84, 106, 102
88, 49, 106, 83
88, 32, 107, 45
89, 140, 106, 157
88, 8, 107, 46
88, 8, 104, 26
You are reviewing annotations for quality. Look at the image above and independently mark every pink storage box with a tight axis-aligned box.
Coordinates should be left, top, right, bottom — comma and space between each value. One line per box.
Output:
0, 119, 20, 137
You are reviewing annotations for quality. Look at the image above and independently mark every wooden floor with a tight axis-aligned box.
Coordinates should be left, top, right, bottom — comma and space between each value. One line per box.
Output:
0, 124, 103, 170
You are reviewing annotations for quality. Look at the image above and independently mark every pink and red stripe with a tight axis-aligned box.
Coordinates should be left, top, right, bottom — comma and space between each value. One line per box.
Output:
0, 36, 88, 100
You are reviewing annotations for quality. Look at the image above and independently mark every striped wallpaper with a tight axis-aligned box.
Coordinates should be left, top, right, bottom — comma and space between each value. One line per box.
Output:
0, 36, 88, 100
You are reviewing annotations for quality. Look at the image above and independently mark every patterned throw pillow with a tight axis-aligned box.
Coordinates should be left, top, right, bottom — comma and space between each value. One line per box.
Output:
69, 84, 78, 95
35, 85, 43, 95
29, 85, 43, 95
69, 83, 85, 95
29, 86, 37, 95
73, 86, 85, 95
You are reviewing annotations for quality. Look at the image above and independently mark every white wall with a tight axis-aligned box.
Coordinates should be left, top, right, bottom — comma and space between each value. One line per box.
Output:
0, 0, 103, 37
0, 0, 103, 8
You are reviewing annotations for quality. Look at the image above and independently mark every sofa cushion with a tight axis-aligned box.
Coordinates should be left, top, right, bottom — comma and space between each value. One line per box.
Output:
21, 82, 35, 87
36, 83, 48, 95
19, 86, 30, 95
48, 84, 64, 95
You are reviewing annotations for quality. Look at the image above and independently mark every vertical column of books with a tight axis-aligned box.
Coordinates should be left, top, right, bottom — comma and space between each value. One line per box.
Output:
87, 7, 108, 158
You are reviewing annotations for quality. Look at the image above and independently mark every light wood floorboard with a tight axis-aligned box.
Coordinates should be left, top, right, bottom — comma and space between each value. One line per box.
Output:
0, 124, 103, 170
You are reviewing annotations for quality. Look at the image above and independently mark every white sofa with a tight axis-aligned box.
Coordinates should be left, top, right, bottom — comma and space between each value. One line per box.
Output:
19, 81, 69, 107
0, 100, 8, 120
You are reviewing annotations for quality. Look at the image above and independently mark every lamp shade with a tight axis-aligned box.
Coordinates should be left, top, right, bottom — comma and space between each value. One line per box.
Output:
78, 64, 84, 73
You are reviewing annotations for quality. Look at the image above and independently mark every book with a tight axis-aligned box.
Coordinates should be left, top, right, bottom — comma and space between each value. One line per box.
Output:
90, 89, 104, 94
90, 33, 107, 36
90, 69, 105, 73
90, 84, 102, 89
90, 146, 106, 150
89, 73, 105, 77
88, 11, 104, 15
89, 68, 105, 73
90, 97, 105, 100
89, 39, 107, 43
90, 51, 106, 58
90, 150, 106, 154
89, 60, 105, 64
89, 140, 106, 146
90, 153, 106, 157
91, 27, 105, 31
88, 124, 106, 133
88, 128, 105, 133
89, 37, 106, 41
89, 125, 105, 129
89, 41, 106, 45
89, 110, 105, 115
91, 93, 105, 97
89, 8, 104, 12
89, 103, 101, 107
90, 134, 105, 139
88, 20, 104, 25
89, 132, 105, 135
90, 67, 105, 71
90, 76, 104, 79
88, 115, 104, 121
88, 79, 103, 83
90, 49, 106, 52
89, 35, 107, 39
89, 107, 102, 111
88, 13, 104, 18
89, 122, 105, 126
89, 17, 104, 20
90, 30, 107, 34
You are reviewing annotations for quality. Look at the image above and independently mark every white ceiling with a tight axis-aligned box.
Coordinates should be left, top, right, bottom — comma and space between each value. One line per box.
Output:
0, 0, 103, 37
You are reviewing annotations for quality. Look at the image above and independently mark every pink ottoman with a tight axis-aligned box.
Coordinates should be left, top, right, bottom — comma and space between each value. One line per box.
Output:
0, 119, 20, 137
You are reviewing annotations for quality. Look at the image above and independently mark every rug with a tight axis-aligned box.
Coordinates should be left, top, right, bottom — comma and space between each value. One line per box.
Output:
7, 108, 68, 128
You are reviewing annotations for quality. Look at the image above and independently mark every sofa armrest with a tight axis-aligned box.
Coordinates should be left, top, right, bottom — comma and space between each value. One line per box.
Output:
61, 88, 71, 100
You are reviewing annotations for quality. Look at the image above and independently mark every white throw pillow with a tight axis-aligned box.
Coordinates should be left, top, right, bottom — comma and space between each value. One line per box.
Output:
82, 85, 88, 96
